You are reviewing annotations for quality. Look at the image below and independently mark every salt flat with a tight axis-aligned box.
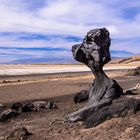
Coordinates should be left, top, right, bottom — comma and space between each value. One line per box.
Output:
0, 64, 137, 75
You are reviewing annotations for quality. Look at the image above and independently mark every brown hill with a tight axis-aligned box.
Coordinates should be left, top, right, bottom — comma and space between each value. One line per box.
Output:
118, 56, 140, 64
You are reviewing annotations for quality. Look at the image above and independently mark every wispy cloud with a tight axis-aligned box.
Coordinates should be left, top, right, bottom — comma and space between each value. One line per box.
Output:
0, 0, 140, 63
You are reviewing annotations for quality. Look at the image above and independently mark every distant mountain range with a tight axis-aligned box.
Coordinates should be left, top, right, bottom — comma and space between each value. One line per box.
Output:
4, 50, 140, 64
11, 57, 76, 64
111, 50, 135, 58
117, 56, 140, 64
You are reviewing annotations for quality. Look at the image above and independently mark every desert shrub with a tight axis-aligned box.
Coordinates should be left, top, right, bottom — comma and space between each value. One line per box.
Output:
127, 67, 140, 76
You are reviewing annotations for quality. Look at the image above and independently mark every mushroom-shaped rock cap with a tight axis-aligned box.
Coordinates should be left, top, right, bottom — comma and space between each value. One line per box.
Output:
72, 28, 111, 69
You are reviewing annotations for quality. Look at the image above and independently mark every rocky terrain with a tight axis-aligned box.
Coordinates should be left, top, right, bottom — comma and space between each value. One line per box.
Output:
0, 70, 140, 140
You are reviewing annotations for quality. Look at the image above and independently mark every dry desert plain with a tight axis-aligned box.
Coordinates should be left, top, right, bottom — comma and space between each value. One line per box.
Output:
0, 63, 140, 140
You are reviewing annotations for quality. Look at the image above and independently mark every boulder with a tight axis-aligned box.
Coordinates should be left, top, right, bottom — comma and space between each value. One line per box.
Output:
32, 101, 47, 110
73, 90, 89, 103
45, 101, 58, 109
11, 102, 23, 111
21, 103, 34, 112
67, 28, 123, 123
85, 98, 140, 128
0, 109, 19, 122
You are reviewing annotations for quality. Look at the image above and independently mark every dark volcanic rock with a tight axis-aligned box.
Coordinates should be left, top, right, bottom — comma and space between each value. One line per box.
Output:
73, 90, 89, 103
0, 109, 19, 122
124, 84, 140, 95
45, 101, 58, 109
0, 101, 58, 122
67, 28, 123, 123
124, 90, 135, 95
21, 103, 34, 112
11, 102, 23, 111
85, 98, 140, 128
6, 127, 32, 140
67, 28, 140, 129
32, 101, 47, 110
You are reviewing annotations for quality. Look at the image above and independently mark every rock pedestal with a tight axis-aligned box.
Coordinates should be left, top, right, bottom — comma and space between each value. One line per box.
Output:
66, 28, 140, 127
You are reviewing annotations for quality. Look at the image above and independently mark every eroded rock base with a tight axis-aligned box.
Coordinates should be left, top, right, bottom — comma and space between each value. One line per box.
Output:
85, 97, 140, 128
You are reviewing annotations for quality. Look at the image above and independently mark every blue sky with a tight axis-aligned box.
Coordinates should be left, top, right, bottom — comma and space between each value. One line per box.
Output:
0, 0, 140, 63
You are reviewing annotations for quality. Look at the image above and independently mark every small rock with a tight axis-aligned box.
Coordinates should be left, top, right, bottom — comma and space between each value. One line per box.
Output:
136, 83, 140, 89
32, 101, 47, 109
58, 129, 62, 133
49, 127, 53, 131
21, 103, 34, 112
0, 109, 19, 122
3, 80, 8, 83
78, 121, 84, 125
73, 90, 89, 103
11, 102, 23, 111
6, 127, 32, 140
0, 104, 5, 108
125, 127, 134, 133
124, 85, 140, 95
45, 102, 58, 109
49, 118, 63, 125
124, 90, 134, 95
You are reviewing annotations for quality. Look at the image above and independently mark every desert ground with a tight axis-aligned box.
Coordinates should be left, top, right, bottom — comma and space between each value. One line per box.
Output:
0, 63, 140, 140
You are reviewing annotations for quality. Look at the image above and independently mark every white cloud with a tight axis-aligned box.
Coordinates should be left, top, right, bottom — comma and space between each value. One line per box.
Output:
112, 39, 140, 53
1, 0, 139, 37
0, 34, 79, 49
0, 0, 140, 63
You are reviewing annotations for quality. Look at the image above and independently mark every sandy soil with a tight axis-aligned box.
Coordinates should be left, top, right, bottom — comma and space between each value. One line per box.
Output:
0, 70, 140, 140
